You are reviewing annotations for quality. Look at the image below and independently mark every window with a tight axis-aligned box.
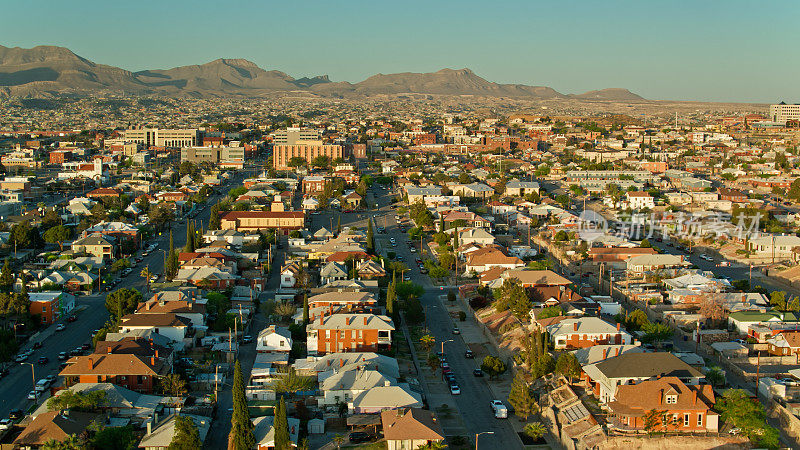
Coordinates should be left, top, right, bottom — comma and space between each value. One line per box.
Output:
665, 395, 677, 404
697, 413, 703, 427
672, 414, 677, 425
684, 413, 690, 427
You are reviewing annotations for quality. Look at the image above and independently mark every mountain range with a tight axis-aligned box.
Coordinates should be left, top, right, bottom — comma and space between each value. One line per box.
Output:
0, 45, 644, 101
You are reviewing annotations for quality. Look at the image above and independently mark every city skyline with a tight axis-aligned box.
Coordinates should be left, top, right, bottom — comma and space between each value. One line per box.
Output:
2, 0, 799, 103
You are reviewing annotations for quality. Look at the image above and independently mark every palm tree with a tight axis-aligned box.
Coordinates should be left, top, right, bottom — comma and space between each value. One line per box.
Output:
333, 434, 344, 449
523, 422, 547, 441
419, 334, 435, 357
140, 267, 152, 293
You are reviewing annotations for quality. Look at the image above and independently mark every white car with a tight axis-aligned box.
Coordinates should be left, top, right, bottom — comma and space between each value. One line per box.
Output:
55, 324, 66, 331
27, 391, 37, 400
719, 261, 731, 267
0, 418, 11, 430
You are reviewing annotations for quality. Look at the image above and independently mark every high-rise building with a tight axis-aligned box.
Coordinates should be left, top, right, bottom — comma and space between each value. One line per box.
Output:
271, 127, 321, 145
769, 104, 800, 124
121, 127, 200, 147
272, 140, 343, 170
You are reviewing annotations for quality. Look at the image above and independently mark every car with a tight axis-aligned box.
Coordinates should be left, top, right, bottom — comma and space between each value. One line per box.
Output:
719, 261, 731, 267
58, 352, 67, 360
396, 255, 404, 261
415, 258, 422, 264
452, 327, 460, 335
241, 335, 253, 344
55, 323, 66, 331
444, 372, 456, 383
70, 348, 82, 356
27, 391, 37, 400
91, 329, 100, 338
490, 400, 508, 418
37, 356, 49, 365
349, 432, 372, 443
67, 315, 77, 322
403, 274, 411, 281
441, 366, 453, 376
449, 384, 461, 395
473, 368, 484, 377
15, 353, 28, 363
0, 418, 12, 430
45, 375, 57, 384
32, 341, 43, 349
8, 409, 23, 420
419, 268, 428, 274
440, 361, 449, 369
409, 247, 416, 253
465, 350, 474, 359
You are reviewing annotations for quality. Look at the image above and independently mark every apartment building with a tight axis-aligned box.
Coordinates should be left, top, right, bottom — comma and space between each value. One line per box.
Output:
121, 127, 200, 147
307, 313, 394, 355
219, 211, 306, 233
272, 141, 343, 170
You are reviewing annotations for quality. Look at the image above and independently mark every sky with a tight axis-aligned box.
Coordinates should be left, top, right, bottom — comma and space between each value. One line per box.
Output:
2, 0, 799, 103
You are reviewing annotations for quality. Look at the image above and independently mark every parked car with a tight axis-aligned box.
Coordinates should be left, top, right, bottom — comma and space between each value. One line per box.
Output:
473, 368, 484, 377
0, 418, 12, 430
27, 391, 37, 400
465, 350, 474, 359
490, 400, 508, 418
242, 335, 253, 344
452, 326, 460, 335
57, 352, 67, 361
37, 356, 49, 365
449, 384, 461, 395
55, 323, 66, 332
81, 343, 91, 351
67, 315, 77, 322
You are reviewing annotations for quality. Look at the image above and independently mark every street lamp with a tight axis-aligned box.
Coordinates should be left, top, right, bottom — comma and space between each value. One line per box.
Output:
20, 362, 35, 399
440, 339, 453, 355
475, 431, 495, 450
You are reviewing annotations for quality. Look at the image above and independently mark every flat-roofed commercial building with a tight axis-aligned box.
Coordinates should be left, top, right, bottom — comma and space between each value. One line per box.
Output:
770, 104, 800, 124
273, 140, 343, 170
122, 128, 200, 148
219, 211, 305, 233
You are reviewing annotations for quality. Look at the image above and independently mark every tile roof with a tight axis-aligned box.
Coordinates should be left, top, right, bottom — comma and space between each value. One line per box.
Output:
608, 377, 715, 416
381, 408, 445, 441
60, 353, 165, 377
14, 411, 100, 446
594, 353, 703, 379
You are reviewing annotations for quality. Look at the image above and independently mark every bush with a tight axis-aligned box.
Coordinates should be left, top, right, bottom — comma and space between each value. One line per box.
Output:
458, 311, 466, 321
469, 296, 488, 310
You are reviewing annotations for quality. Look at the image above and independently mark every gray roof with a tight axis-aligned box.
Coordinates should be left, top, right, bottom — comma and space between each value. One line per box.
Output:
593, 352, 703, 379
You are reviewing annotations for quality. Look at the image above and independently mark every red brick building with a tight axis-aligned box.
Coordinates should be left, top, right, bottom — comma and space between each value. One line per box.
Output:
307, 313, 394, 355
59, 353, 168, 393
86, 187, 121, 199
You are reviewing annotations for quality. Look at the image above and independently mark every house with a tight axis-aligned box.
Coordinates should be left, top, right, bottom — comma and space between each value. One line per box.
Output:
504, 180, 540, 197
349, 385, 423, 414
307, 313, 394, 355
442, 211, 491, 230
59, 353, 169, 393
572, 344, 644, 366
747, 234, 800, 260
138, 414, 211, 450
86, 187, 120, 199
343, 191, 363, 208
28, 291, 75, 325
464, 248, 524, 274
173, 266, 237, 289
607, 377, 718, 433
456, 228, 495, 246
280, 261, 304, 290
582, 353, 705, 403
135, 298, 205, 328
13, 411, 101, 448
729, 310, 795, 335
119, 313, 190, 343
381, 408, 445, 450
357, 259, 387, 279
253, 415, 300, 449
30, 382, 164, 420
546, 317, 633, 349
626, 191, 655, 210
219, 211, 305, 233
307, 291, 377, 310
256, 325, 293, 353
318, 368, 397, 406
320, 261, 348, 285
626, 254, 687, 275
766, 331, 800, 359
72, 234, 116, 259
450, 182, 494, 199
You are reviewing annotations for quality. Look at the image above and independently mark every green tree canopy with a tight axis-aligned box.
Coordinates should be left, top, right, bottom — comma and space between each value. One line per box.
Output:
168, 416, 202, 450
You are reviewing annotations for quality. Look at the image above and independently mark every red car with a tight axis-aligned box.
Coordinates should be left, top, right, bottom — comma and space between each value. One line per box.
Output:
67, 315, 77, 323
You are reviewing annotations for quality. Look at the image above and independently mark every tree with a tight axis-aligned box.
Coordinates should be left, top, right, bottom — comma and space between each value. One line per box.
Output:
507, 372, 537, 420
228, 360, 255, 450
333, 434, 344, 449
184, 221, 195, 253
386, 272, 396, 316
302, 294, 309, 325
625, 309, 649, 331
91, 425, 136, 450
311, 155, 330, 170
789, 178, 800, 200
427, 353, 439, 374
640, 238, 652, 248
209, 203, 221, 230
705, 367, 725, 387
105, 288, 143, 319
420, 334, 435, 356
493, 278, 530, 320
481, 355, 506, 380
273, 397, 290, 450
366, 219, 374, 253
160, 374, 188, 405
537, 305, 562, 320
555, 352, 581, 383
0, 259, 13, 292
336, 216, 341, 235
699, 293, 726, 324
715, 388, 779, 447
770, 291, 787, 311
641, 322, 673, 344
47, 390, 106, 411
44, 225, 71, 250
643, 409, 666, 436
523, 422, 546, 441
41, 436, 84, 450
269, 367, 315, 394
169, 416, 202, 450
287, 156, 307, 169
166, 229, 179, 280
140, 267, 152, 293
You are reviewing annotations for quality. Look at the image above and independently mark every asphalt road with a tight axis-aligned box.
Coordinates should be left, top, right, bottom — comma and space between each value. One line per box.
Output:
0, 171, 247, 421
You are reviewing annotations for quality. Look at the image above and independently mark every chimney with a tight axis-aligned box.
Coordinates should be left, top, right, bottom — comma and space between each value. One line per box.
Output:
346, 317, 350, 326
151, 356, 156, 366
320, 313, 324, 325
615, 348, 620, 356
329, 305, 333, 314
340, 359, 344, 367
155, 349, 159, 358
364, 317, 368, 325
602, 348, 607, 360
617, 322, 621, 331
659, 389, 663, 405
573, 322, 578, 332
693, 390, 698, 405
88, 357, 94, 369
107, 346, 112, 354
147, 419, 153, 435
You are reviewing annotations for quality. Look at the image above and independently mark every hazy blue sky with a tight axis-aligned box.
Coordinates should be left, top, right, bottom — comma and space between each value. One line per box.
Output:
2, 0, 798, 103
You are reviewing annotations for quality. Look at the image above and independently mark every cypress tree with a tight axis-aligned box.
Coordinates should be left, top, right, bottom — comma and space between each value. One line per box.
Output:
184, 221, 195, 253
302, 294, 309, 325
366, 220, 374, 253
453, 227, 459, 248
336, 216, 341, 235
166, 230, 178, 280
386, 271, 396, 316
209, 204, 221, 230
273, 397, 290, 450
507, 372, 537, 421
0, 259, 13, 292
228, 360, 255, 450
193, 221, 201, 249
